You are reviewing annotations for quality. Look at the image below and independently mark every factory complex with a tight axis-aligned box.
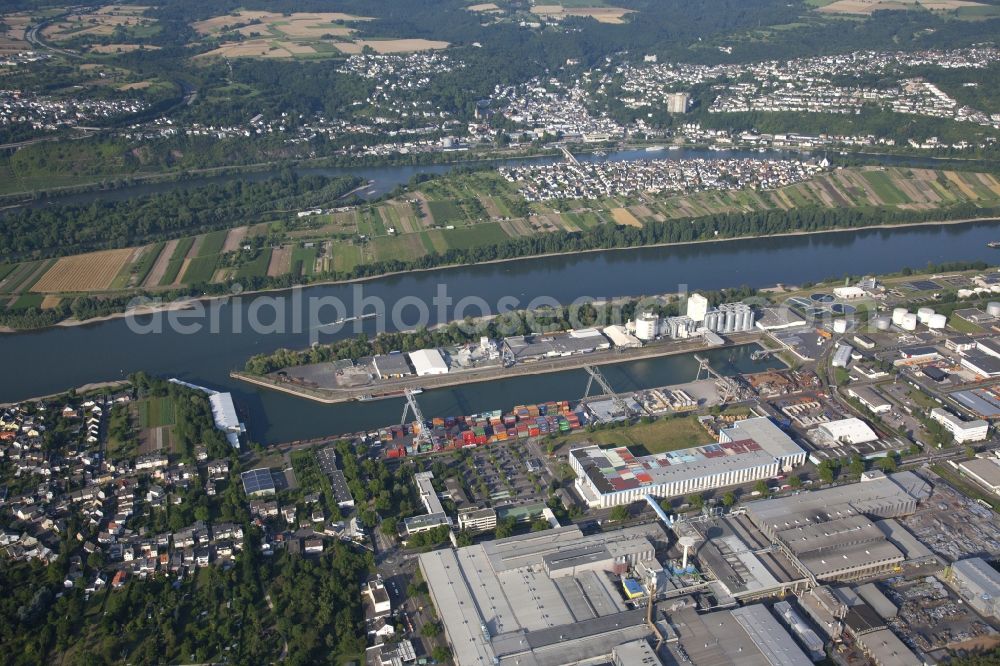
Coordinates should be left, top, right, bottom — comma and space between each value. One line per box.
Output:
418, 470, 954, 666
569, 417, 807, 508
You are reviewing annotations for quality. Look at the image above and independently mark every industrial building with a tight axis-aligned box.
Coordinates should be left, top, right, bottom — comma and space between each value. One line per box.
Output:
701, 303, 756, 335
959, 350, 1000, 378
504, 329, 611, 363
686, 294, 708, 322
773, 600, 825, 661
418, 524, 667, 666
756, 307, 806, 331
372, 353, 413, 379
208, 392, 246, 449
570, 417, 806, 508
930, 408, 988, 443
663, 604, 811, 666
603, 325, 643, 349
809, 418, 879, 448
743, 471, 930, 582
408, 348, 449, 376
848, 386, 891, 414
949, 557, 1000, 619
634, 313, 659, 341
831, 344, 853, 368
957, 457, 1000, 495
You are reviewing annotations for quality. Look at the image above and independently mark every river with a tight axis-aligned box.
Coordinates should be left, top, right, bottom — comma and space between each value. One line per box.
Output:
2, 218, 999, 443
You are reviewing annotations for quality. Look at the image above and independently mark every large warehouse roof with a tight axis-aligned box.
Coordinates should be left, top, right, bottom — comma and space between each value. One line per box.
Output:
408, 348, 449, 376
418, 525, 664, 666
745, 472, 929, 538
812, 418, 878, 445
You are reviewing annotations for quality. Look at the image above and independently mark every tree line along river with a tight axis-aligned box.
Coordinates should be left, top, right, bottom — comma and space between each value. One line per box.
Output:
2, 217, 999, 444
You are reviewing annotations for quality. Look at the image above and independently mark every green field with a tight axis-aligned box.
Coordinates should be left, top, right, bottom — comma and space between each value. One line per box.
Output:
0, 264, 15, 283
436, 223, 509, 250
428, 200, 466, 225
138, 396, 176, 428
9, 293, 44, 310
861, 171, 907, 205
181, 255, 219, 284
329, 243, 361, 273
236, 248, 273, 278
291, 245, 318, 277
196, 230, 228, 257
554, 415, 715, 456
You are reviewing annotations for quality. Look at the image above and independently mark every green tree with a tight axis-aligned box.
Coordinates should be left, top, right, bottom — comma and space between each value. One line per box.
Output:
788, 475, 802, 489
721, 492, 736, 508
687, 494, 704, 511
609, 505, 629, 522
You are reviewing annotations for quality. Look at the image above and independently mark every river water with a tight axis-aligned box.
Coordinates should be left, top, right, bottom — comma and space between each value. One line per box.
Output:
2, 218, 998, 443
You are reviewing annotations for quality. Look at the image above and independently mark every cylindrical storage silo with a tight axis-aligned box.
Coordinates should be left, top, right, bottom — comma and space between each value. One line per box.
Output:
635, 313, 658, 341
988, 302, 1000, 318
917, 307, 935, 324
892, 308, 908, 325
900, 313, 917, 331
874, 316, 891, 331
927, 313, 947, 329
833, 319, 848, 334
725, 309, 736, 333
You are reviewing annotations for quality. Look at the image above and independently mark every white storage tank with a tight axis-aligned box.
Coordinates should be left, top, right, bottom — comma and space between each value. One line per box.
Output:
874, 316, 891, 331
635, 313, 659, 341
892, 308, 908, 325
927, 313, 947, 329
917, 307, 935, 324
899, 312, 918, 331
988, 302, 1000, 318
833, 319, 848, 334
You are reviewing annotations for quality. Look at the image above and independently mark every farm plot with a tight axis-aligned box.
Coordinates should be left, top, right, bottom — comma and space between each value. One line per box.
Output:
334, 39, 450, 54
235, 248, 273, 279
143, 238, 178, 288
180, 256, 219, 284
222, 226, 249, 253
267, 246, 293, 277
610, 207, 643, 228
32, 249, 135, 293
427, 200, 466, 225
159, 237, 195, 287
326, 243, 362, 274
291, 245, 318, 277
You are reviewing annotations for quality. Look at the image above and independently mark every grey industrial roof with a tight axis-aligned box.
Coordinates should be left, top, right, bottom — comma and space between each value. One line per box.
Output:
746, 472, 928, 534
855, 583, 898, 620
372, 353, 413, 377
730, 605, 812, 666
855, 628, 920, 666
505, 332, 609, 360
419, 525, 663, 666
874, 519, 935, 561
952, 557, 1000, 603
